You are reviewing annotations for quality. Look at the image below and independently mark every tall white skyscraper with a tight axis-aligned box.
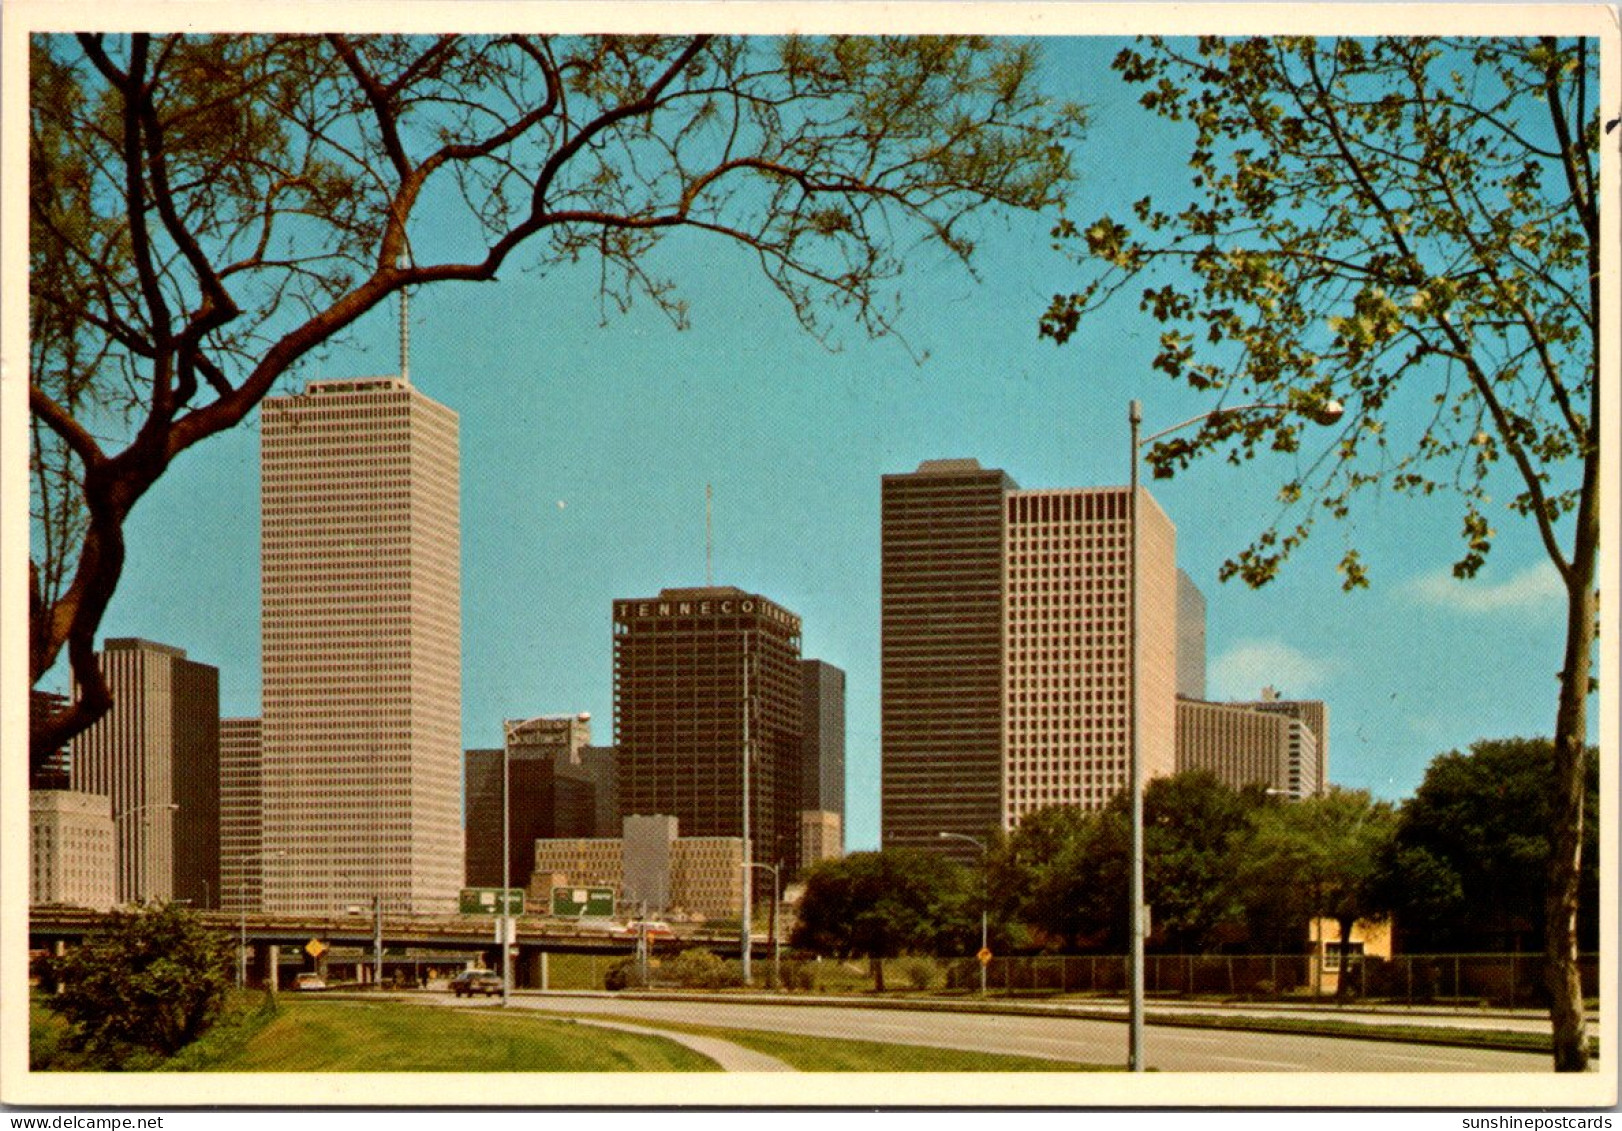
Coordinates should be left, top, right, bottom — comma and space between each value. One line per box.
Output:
259, 376, 461, 915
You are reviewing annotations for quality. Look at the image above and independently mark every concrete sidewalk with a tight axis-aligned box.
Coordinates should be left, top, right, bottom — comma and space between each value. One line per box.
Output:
565, 1017, 797, 1072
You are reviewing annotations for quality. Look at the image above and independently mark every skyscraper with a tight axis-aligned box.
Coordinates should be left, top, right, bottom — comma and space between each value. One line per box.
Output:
70, 638, 219, 906
881, 461, 1178, 859
612, 586, 804, 879
259, 376, 461, 915
219, 717, 262, 914
799, 659, 846, 856
463, 716, 602, 892
880, 460, 1015, 859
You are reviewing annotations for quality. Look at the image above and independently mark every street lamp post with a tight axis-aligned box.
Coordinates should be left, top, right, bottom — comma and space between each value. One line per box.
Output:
938, 831, 988, 997
744, 861, 781, 990
112, 801, 179, 905
500, 719, 537, 1008
1127, 395, 1343, 1072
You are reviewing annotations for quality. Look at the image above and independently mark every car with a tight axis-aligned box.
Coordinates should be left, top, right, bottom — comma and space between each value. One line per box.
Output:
293, 973, 326, 991
449, 970, 503, 997
611, 920, 674, 940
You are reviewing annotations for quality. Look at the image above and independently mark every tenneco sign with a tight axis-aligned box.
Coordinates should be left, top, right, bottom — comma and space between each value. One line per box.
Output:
614, 593, 800, 632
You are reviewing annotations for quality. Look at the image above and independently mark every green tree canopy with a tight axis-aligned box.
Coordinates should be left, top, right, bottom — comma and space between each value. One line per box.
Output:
790, 849, 972, 989
1042, 34, 1597, 1069
1013, 772, 1263, 953
41, 903, 235, 1066
1234, 788, 1397, 991
29, 33, 1083, 767
1381, 737, 1600, 954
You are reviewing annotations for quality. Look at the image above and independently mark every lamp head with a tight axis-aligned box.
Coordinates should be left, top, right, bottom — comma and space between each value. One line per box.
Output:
1306, 399, 1345, 426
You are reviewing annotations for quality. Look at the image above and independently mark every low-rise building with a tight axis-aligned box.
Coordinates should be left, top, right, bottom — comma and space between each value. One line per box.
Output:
30, 790, 115, 910
530, 816, 745, 921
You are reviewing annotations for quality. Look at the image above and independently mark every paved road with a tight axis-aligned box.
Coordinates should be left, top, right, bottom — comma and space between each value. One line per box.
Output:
476, 993, 1554, 1073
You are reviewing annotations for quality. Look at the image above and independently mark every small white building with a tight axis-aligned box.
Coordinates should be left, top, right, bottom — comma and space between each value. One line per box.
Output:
30, 790, 116, 910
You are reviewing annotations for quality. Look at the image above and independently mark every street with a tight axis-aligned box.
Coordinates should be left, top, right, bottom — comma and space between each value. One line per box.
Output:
434, 993, 1557, 1073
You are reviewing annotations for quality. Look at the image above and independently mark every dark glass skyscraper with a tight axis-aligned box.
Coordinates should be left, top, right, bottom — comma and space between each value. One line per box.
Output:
880, 460, 1015, 862
612, 586, 803, 879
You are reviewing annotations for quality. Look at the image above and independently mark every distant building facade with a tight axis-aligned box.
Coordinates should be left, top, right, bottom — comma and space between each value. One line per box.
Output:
880, 461, 1178, 862
1244, 689, 1329, 797
70, 638, 219, 906
30, 690, 72, 790
30, 790, 115, 910
1175, 569, 1207, 700
799, 660, 846, 851
260, 376, 462, 915
1175, 697, 1322, 799
219, 717, 263, 914
798, 809, 843, 869
531, 816, 745, 921
613, 587, 805, 881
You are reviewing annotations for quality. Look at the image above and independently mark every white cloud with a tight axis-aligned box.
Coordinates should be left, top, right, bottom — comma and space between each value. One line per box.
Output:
1406, 561, 1563, 614
1209, 640, 1336, 701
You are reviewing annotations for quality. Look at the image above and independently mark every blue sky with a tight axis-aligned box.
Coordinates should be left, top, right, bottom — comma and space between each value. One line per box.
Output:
71, 37, 1585, 850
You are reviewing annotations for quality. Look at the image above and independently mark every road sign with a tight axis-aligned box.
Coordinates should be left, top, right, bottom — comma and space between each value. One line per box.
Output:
976, 947, 993, 966
305, 938, 327, 958
459, 887, 525, 916
552, 886, 615, 918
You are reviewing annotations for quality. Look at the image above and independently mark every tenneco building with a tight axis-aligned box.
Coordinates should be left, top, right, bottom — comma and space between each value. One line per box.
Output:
612, 587, 805, 884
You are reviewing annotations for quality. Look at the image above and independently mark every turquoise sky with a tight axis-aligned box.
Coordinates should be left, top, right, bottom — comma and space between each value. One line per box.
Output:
76, 37, 1586, 850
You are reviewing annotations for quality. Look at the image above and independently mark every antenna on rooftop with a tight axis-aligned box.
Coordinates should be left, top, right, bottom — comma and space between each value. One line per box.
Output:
399, 287, 411, 384
706, 483, 714, 586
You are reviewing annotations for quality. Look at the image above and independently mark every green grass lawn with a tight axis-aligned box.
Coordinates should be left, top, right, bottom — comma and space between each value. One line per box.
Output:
169, 997, 719, 1072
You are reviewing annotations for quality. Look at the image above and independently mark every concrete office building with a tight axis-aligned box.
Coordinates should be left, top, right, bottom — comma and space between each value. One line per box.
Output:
1176, 569, 1208, 700
30, 791, 115, 910
260, 376, 462, 915
1176, 697, 1322, 799
70, 638, 219, 907
532, 816, 746, 921
799, 809, 843, 869
219, 717, 262, 914
1005, 485, 1177, 826
881, 462, 1180, 859
613, 587, 804, 881
1244, 690, 1330, 797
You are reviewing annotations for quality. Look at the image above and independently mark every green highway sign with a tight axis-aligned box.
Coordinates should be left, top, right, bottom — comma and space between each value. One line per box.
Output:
552, 886, 616, 918
459, 887, 525, 916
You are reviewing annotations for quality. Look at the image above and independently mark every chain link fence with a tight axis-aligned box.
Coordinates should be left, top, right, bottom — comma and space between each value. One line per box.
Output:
929, 952, 1599, 1007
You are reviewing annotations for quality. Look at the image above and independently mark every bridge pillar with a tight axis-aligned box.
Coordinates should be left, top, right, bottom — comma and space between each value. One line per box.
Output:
264, 944, 281, 993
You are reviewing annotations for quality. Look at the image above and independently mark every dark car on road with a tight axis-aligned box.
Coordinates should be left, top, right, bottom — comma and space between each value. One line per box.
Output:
449, 970, 503, 997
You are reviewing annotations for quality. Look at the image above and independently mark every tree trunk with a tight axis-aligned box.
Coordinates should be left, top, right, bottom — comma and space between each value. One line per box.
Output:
1545, 559, 1595, 1071
1334, 916, 1356, 1002
870, 955, 885, 993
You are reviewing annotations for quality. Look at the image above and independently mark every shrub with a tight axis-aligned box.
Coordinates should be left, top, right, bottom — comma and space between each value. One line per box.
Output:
663, 948, 743, 989
604, 957, 646, 991
41, 903, 234, 1067
896, 956, 942, 991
